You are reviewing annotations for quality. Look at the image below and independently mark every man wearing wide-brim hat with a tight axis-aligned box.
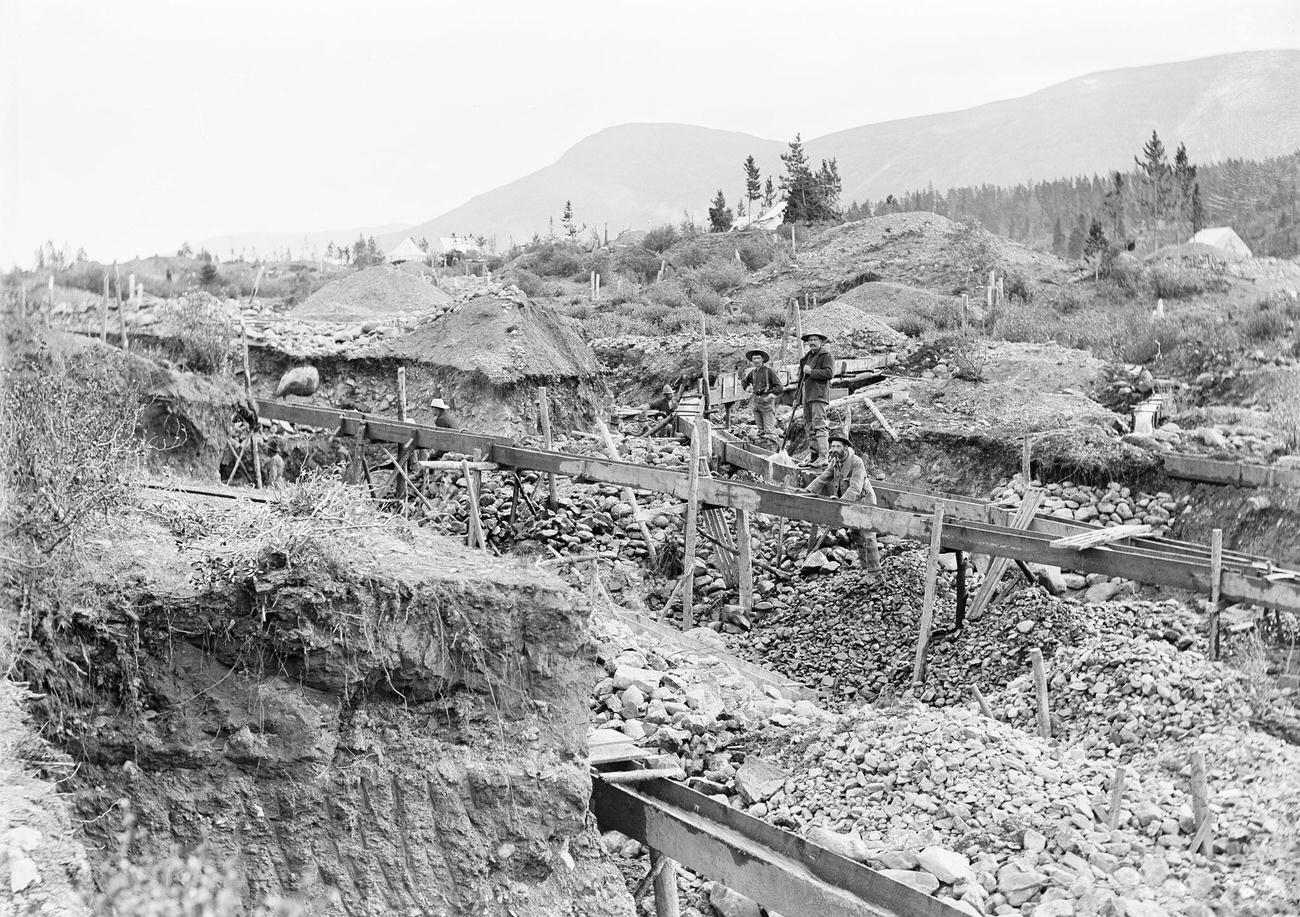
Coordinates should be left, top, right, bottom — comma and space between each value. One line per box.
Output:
802, 433, 883, 581
429, 397, 463, 430
740, 348, 781, 447
797, 330, 835, 467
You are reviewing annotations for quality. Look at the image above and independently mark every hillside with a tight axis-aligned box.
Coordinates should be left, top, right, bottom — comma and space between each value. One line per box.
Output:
390, 51, 1300, 249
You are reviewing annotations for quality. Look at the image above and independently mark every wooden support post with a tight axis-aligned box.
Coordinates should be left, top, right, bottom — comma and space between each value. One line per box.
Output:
100, 273, 109, 342
539, 386, 557, 509
911, 504, 945, 685
462, 458, 485, 549
1021, 436, 1032, 483
736, 508, 753, 610
680, 417, 707, 630
972, 684, 995, 720
1209, 528, 1223, 661
793, 298, 803, 345
954, 550, 967, 629
240, 320, 263, 489
1189, 750, 1213, 857
1107, 764, 1128, 830
700, 316, 710, 417
596, 419, 657, 565
1030, 647, 1051, 740
961, 293, 969, 332
395, 366, 410, 505
987, 269, 996, 311
776, 516, 787, 563
650, 850, 680, 917
115, 262, 127, 349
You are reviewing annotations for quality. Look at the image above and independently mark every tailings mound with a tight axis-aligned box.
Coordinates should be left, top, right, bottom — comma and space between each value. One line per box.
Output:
291, 264, 452, 321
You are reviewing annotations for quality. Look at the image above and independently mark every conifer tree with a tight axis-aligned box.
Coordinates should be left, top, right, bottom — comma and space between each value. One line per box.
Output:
1084, 218, 1109, 278
708, 190, 734, 233
1051, 217, 1065, 256
743, 155, 761, 218
762, 176, 776, 210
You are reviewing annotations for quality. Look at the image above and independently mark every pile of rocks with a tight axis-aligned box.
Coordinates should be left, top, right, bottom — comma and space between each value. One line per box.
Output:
992, 477, 1187, 536
993, 634, 1254, 757
750, 700, 1295, 916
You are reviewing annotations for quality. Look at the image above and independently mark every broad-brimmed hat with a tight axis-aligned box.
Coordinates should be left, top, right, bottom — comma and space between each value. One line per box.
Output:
745, 348, 770, 363
430, 398, 449, 410
828, 433, 854, 448
801, 330, 829, 342
661, 383, 674, 394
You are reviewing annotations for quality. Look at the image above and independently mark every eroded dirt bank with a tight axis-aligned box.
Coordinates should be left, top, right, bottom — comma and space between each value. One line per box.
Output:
20, 488, 632, 917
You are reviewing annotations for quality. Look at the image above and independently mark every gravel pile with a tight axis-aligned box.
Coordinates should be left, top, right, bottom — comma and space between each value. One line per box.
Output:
804, 301, 907, 346
993, 477, 1189, 537
992, 635, 1254, 757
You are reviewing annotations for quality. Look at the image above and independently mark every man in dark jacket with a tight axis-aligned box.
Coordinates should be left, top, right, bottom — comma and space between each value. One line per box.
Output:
798, 331, 834, 466
802, 434, 882, 578
740, 349, 781, 447
430, 397, 463, 429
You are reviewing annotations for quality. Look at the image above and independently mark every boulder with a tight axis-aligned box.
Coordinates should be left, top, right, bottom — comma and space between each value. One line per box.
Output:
274, 365, 320, 397
916, 846, 976, 884
735, 760, 788, 805
706, 882, 763, 917
880, 868, 940, 894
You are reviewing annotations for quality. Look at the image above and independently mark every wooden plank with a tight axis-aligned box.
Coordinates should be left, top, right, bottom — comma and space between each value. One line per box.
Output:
591, 745, 646, 766
912, 505, 945, 685
253, 401, 1300, 613
1031, 647, 1051, 740
702, 509, 738, 587
591, 779, 963, 917
968, 489, 1044, 621
681, 419, 706, 629
1209, 529, 1223, 661
737, 508, 753, 610
1050, 524, 1154, 551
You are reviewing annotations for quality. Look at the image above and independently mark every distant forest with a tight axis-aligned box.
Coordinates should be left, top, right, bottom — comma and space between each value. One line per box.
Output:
846, 147, 1300, 259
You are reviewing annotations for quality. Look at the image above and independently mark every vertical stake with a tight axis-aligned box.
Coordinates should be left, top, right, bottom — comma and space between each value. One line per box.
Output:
972, 684, 995, 719
539, 385, 557, 509
650, 850, 680, 917
1189, 750, 1213, 857
954, 549, 967, 628
700, 316, 710, 417
1108, 764, 1128, 830
100, 273, 109, 342
1209, 529, 1223, 660
462, 458, 485, 549
911, 504, 945, 685
680, 417, 707, 630
1031, 647, 1051, 739
115, 262, 127, 349
1022, 436, 1032, 484
961, 293, 969, 332
241, 320, 263, 489
736, 508, 753, 610
395, 366, 410, 504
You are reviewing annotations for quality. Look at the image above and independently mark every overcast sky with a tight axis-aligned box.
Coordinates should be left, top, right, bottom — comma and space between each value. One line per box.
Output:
2, 0, 1297, 267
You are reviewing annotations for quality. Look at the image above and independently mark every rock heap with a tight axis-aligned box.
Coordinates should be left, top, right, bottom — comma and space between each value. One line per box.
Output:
993, 477, 1188, 536
992, 635, 1254, 757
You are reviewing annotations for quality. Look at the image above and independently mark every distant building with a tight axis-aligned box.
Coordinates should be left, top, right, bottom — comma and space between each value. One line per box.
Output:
1190, 227, 1252, 259
387, 237, 427, 264
437, 235, 482, 266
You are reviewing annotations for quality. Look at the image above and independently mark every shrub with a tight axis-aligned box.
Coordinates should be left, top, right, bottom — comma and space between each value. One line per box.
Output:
1243, 307, 1288, 342
1147, 264, 1205, 300
659, 305, 706, 335
1055, 289, 1086, 315
648, 282, 691, 310
756, 306, 787, 331
642, 225, 679, 254
508, 268, 547, 297
736, 241, 774, 271
615, 245, 661, 284
529, 243, 584, 278
1001, 269, 1034, 303
675, 245, 709, 270
1099, 254, 1144, 296
928, 299, 966, 332
558, 300, 591, 321
164, 293, 235, 374
637, 302, 671, 328
691, 286, 723, 315
895, 314, 932, 338
689, 258, 744, 294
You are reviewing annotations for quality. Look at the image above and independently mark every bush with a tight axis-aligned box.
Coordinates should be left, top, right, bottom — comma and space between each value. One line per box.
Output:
1147, 264, 1205, 300
659, 305, 706, 335
642, 225, 679, 254
756, 306, 786, 331
529, 242, 584, 278
1001, 269, 1034, 303
736, 241, 774, 271
675, 245, 709, 270
1099, 254, 1144, 296
691, 286, 723, 315
648, 282, 691, 310
1243, 307, 1288, 342
689, 258, 744, 294
895, 314, 932, 338
615, 246, 662, 284
164, 293, 234, 374
508, 268, 547, 297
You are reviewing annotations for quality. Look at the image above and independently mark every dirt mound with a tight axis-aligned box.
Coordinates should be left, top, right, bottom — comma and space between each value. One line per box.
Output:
363, 293, 602, 384
803, 300, 906, 346
734, 212, 1071, 316
291, 264, 452, 321
832, 280, 960, 321
25, 490, 632, 917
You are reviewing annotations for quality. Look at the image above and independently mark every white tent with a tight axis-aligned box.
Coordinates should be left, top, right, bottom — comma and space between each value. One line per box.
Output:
1190, 227, 1252, 259
386, 237, 426, 264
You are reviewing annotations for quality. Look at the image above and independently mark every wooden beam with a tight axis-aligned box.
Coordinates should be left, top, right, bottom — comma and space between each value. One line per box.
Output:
590, 779, 963, 917
736, 508, 753, 609
539, 386, 557, 509
252, 401, 1300, 613
912, 505, 945, 685
681, 418, 706, 630
1189, 750, 1213, 857
1031, 648, 1051, 740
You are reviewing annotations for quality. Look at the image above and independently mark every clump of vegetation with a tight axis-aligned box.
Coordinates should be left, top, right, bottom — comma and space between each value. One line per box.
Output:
163, 292, 235, 374
527, 242, 584, 279
614, 246, 661, 284
507, 268, 547, 297
642, 225, 678, 254
1243, 299, 1291, 343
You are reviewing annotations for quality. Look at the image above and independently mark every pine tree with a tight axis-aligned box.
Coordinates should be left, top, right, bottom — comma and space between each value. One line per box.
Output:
1173, 142, 1197, 240
1135, 130, 1172, 244
779, 135, 814, 223
736, 198, 746, 218
762, 176, 776, 209
743, 155, 761, 218
1191, 183, 1206, 234
1084, 218, 1109, 279
562, 201, 579, 240
1051, 217, 1065, 256
708, 190, 734, 233
1102, 171, 1127, 243
1067, 220, 1086, 260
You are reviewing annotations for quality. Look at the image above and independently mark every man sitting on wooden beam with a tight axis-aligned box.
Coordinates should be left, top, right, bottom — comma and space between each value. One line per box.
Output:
802, 434, 883, 583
